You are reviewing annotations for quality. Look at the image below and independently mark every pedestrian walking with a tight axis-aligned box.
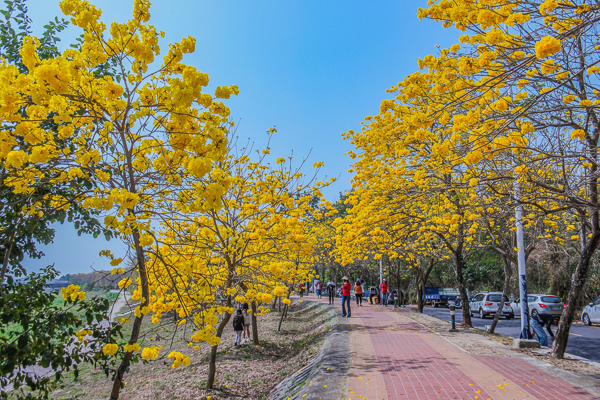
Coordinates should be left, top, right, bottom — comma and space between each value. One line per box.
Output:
298, 281, 305, 297
341, 276, 352, 317
360, 279, 366, 295
354, 279, 364, 306
315, 279, 322, 299
232, 309, 245, 347
380, 279, 389, 306
531, 313, 555, 347
327, 278, 336, 305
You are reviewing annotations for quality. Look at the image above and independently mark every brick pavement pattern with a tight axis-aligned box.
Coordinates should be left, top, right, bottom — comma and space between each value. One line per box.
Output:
309, 296, 597, 400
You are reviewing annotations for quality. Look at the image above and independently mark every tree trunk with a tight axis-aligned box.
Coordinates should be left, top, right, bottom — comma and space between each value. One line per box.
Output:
278, 303, 288, 332
251, 301, 259, 344
453, 251, 472, 328
552, 234, 600, 358
489, 256, 511, 334
207, 311, 232, 389
0, 231, 16, 283
417, 283, 425, 313
110, 230, 149, 400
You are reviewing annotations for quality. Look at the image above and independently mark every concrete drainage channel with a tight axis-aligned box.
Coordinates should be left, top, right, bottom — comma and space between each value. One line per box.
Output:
269, 301, 350, 400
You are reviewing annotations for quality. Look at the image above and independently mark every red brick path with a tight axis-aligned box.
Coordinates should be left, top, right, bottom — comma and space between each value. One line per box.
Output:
474, 355, 595, 400
307, 296, 597, 400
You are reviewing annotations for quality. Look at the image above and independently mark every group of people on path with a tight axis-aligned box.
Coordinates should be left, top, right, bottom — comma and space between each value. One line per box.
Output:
317, 276, 402, 318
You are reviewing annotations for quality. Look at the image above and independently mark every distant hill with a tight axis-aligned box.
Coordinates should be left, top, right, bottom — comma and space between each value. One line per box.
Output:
59, 270, 130, 290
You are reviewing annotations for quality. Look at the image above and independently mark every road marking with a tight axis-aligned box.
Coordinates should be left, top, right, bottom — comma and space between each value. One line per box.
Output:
569, 332, 583, 337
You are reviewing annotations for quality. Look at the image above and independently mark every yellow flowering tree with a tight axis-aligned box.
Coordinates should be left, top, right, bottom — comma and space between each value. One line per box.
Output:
418, 0, 600, 357
142, 134, 323, 388
0, 0, 238, 397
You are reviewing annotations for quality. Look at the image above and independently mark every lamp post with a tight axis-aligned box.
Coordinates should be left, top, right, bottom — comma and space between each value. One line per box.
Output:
515, 178, 532, 339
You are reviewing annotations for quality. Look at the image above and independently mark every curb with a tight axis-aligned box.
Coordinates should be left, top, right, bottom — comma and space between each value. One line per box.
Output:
269, 300, 351, 400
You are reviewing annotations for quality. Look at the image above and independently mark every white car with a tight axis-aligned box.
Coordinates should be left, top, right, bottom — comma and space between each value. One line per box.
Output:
469, 292, 514, 319
511, 294, 564, 318
582, 296, 600, 325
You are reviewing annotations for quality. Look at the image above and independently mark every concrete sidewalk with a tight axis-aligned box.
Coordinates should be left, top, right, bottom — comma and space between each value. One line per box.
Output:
305, 296, 599, 400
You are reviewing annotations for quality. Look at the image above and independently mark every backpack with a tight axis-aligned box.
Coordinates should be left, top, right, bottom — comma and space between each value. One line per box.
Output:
233, 315, 244, 331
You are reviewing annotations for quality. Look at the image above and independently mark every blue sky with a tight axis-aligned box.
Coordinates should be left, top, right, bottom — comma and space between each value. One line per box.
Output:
22, 0, 459, 276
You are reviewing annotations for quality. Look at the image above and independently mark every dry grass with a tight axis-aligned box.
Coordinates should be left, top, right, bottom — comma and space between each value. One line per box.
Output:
48, 301, 332, 400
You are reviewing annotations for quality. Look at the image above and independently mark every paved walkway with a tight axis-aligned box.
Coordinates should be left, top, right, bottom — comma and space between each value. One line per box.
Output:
310, 296, 597, 400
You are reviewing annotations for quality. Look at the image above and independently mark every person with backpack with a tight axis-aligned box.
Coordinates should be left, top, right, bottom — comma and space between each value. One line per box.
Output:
232, 309, 245, 347
380, 279, 389, 307
327, 278, 336, 305
341, 276, 352, 317
315, 280, 322, 298
354, 279, 364, 307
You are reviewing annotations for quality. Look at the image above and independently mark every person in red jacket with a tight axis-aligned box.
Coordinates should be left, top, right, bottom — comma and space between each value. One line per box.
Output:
341, 276, 352, 317
380, 279, 389, 307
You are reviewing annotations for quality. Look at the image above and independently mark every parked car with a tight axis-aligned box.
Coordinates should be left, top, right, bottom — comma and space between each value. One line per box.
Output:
582, 296, 600, 325
510, 294, 564, 318
469, 292, 514, 319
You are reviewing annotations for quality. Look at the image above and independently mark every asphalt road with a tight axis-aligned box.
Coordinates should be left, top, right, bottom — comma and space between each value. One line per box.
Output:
415, 306, 600, 363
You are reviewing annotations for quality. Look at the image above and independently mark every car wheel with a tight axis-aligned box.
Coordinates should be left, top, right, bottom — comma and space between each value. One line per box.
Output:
479, 308, 486, 319
506, 314, 513, 320
531, 309, 538, 318
583, 313, 592, 326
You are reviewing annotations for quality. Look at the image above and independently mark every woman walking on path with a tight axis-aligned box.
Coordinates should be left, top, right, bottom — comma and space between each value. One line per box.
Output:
341, 276, 352, 317
327, 278, 336, 305
354, 279, 364, 306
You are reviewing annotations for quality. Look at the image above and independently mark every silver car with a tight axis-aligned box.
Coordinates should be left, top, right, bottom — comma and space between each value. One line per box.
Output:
582, 296, 600, 325
511, 294, 564, 317
469, 292, 514, 319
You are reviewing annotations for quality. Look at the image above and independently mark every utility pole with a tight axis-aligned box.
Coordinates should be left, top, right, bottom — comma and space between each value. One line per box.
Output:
379, 257, 383, 285
515, 178, 532, 339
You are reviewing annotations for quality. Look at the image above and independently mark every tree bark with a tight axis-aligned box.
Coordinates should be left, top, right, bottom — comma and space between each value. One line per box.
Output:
453, 250, 472, 328
417, 282, 425, 313
110, 229, 149, 400
552, 234, 600, 358
0, 232, 15, 283
489, 256, 511, 333
251, 300, 259, 344
207, 311, 233, 389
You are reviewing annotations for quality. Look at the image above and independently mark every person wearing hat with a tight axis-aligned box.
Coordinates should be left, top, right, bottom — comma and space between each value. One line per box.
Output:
380, 279, 389, 307
341, 276, 352, 317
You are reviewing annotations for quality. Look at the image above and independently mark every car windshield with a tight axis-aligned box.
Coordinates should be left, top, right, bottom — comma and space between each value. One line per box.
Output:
541, 296, 561, 303
487, 295, 502, 302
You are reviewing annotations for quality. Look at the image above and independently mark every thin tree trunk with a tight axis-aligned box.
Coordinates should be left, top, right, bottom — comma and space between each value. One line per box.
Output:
454, 250, 472, 328
110, 230, 149, 400
552, 234, 600, 358
207, 311, 233, 389
489, 256, 511, 333
417, 282, 425, 313
0, 231, 16, 283
251, 300, 259, 344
